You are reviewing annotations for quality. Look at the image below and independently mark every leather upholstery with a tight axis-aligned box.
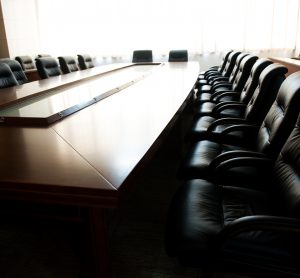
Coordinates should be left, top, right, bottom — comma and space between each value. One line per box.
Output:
77, 54, 94, 70
1, 59, 28, 85
195, 55, 258, 117
132, 50, 153, 63
195, 58, 272, 115
15, 56, 35, 71
180, 69, 299, 180
58, 56, 79, 74
168, 50, 188, 62
198, 51, 233, 81
165, 116, 300, 276
35, 57, 61, 79
190, 63, 288, 143
0, 63, 18, 88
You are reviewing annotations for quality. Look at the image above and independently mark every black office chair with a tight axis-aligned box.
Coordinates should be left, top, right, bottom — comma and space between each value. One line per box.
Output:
77, 54, 94, 70
0, 59, 28, 85
0, 63, 18, 88
168, 50, 188, 62
180, 68, 300, 182
198, 50, 233, 79
189, 63, 287, 143
35, 57, 61, 79
15, 56, 35, 71
58, 56, 79, 74
194, 54, 258, 117
132, 50, 153, 63
165, 114, 300, 278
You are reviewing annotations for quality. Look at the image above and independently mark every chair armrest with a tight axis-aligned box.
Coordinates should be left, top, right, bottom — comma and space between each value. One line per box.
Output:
209, 150, 269, 170
214, 156, 273, 174
207, 118, 249, 132
215, 91, 240, 102
211, 101, 242, 114
214, 103, 246, 116
220, 123, 259, 136
211, 82, 232, 91
211, 76, 229, 84
217, 215, 300, 243
210, 90, 234, 100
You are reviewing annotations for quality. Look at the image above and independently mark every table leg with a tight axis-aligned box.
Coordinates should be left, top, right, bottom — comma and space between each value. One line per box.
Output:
83, 207, 113, 278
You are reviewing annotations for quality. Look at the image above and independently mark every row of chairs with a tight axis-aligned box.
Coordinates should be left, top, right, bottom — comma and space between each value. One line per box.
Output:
0, 54, 95, 88
132, 49, 188, 63
35, 54, 94, 79
164, 51, 300, 277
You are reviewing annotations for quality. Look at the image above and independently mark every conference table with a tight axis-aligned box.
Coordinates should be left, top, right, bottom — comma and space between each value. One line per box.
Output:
0, 61, 199, 277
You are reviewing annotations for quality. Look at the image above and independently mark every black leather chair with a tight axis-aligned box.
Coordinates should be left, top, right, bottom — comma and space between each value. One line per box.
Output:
194, 54, 258, 117
196, 58, 272, 105
0, 59, 28, 85
198, 50, 233, 79
0, 63, 18, 88
165, 114, 300, 277
196, 51, 241, 89
132, 50, 153, 63
58, 56, 79, 74
77, 54, 94, 70
189, 63, 287, 143
35, 57, 61, 79
168, 50, 188, 62
180, 70, 300, 181
15, 56, 35, 71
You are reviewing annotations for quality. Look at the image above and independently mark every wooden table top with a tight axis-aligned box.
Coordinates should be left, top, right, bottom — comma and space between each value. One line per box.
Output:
0, 62, 199, 208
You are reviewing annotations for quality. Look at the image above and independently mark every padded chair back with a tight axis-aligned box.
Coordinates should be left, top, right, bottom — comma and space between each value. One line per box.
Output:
256, 72, 300, 158
231, 54, 258, 92
228, 53, 248, 83
244, 63, 287, 124
218, 50, 233, 74
15, 56, 35, 71
168, 50, 188, 62
132, 50, 153, 63
35, 57, 61, 79
239, 58, 273, 104
221, 51, 241, 78
77, 54, 94, 70
58, 56, 79, 74
274, 114, 300, 216
0, 63, 18, 88
1, 59, 28, 85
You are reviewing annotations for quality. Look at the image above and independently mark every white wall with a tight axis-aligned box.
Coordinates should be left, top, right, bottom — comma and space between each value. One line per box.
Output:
0, 0, 39, 58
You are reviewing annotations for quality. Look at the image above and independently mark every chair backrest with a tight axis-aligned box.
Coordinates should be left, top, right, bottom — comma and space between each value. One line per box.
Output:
77, 54, 94, 70
132, 50, 153, 63
256, 72, 300, 158
244, 63, 287, 124
168, 50, 188, 62
58, 56, 79, 74
15, 56, 35, 71
35, 57, 61, 79
222, 51, 241, 78
0, 63, 18, 88
274, 114, 300, 216
239, 58, 273, 104
231, 54, 258, 92
218, 50, 233, 74
228, 52, 248, 83
1, 59, 28, 85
